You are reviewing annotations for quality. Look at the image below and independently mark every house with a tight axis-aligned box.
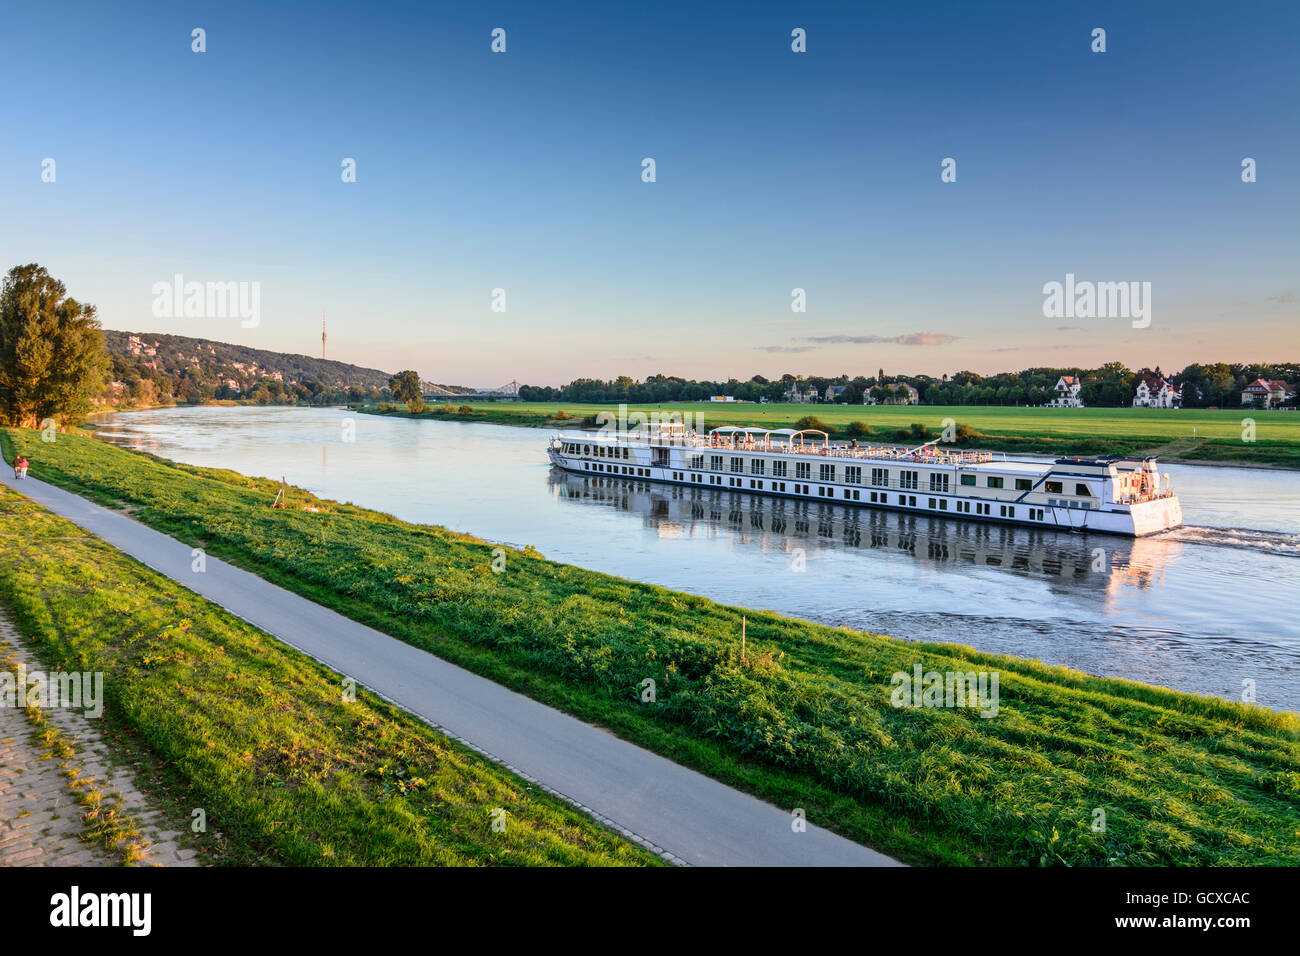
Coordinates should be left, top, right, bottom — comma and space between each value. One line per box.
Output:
824, 384, 847, 402
1048, 375, 1084, 408
709, 395, 737, 403
1242, 379, 1295, 409
1133, 377, 1182, 409
783, 384, 819, 404
867, 382, 918, 406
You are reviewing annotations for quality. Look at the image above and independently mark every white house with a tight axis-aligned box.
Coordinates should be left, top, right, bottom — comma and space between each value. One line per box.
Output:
1048, 375, 1084, 408
1133, 377, 1182, 409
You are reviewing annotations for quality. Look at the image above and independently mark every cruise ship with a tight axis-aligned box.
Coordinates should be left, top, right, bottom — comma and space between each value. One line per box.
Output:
547, 422, 1183, 536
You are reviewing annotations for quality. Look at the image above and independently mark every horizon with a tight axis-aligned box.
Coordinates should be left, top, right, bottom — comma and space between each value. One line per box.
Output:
3, 0, 1297, 385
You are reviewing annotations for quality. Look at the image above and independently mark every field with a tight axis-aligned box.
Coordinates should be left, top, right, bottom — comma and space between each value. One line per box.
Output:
373, 402, 1300, 468
5, 426, 1299, 866
0, 480, 656, 866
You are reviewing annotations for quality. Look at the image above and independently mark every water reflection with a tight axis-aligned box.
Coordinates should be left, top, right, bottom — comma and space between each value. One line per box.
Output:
549, 469, 1177, 597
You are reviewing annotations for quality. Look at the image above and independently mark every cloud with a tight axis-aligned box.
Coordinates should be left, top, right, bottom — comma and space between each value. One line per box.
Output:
1266, 292, 1296, 304
755, 345, 817, 353
1056, 326, 1081, 332
992, 347, 1018, 352
803, 332, 957, 346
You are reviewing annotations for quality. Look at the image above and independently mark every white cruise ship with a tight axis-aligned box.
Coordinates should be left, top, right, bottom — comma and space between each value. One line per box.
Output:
547, 422, 1183, 537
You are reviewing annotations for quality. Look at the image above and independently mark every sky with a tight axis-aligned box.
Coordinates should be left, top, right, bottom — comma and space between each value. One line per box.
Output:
1, 0, 1296, 387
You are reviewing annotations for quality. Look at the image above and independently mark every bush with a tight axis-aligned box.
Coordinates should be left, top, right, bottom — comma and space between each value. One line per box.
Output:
456, 405, 475, 415
408, 397, 427, 414
896, 422, 930, 442
377, 402, 396, 413
845, 421, 873, 437
953, 422, 983, 442
554, 410, 572, 420
441, 404, 457, 414
794, 415, 830, 432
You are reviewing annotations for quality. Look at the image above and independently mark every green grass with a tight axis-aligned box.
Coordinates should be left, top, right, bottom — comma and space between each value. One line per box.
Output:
4, 427, 1299, 866
365, 401, 1300, 468
0, 481, 657, 867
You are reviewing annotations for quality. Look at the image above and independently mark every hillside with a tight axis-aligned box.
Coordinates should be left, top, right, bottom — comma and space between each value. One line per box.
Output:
101, 331, 476, 406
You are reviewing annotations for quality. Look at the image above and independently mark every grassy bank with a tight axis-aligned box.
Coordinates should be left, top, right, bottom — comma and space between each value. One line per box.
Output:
362, 401, 1300, 468
4, 428, 1299, 866
0, 481, 655, 866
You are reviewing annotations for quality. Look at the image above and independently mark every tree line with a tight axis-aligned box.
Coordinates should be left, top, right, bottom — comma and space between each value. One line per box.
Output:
518, 361, 1299, 408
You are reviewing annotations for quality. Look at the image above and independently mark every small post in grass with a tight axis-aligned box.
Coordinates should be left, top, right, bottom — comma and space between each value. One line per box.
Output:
741, 615, 747, 664
272, 476, 287, 509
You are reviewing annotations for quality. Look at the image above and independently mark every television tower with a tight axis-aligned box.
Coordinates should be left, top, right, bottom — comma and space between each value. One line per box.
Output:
322, 311, 327, 359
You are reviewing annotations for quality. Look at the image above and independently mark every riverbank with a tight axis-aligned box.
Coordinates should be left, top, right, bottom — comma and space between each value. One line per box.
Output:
357, 401, 1300, 470
0, 479, 657, 866
5, 426, 1298, 866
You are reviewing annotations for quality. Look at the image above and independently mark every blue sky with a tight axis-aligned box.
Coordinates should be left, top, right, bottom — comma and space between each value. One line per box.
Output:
1, 0, 1296, 385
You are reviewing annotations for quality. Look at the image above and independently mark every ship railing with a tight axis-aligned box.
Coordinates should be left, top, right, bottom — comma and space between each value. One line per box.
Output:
612, 433, 994, 464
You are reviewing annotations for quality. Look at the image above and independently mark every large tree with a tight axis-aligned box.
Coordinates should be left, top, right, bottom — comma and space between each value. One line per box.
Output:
388, 369, 423, 404
0, 264, 110, 427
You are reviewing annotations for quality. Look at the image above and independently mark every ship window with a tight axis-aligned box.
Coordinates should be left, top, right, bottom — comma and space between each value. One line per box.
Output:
730, 457, 744, 473
583, 445, 590, 456
986, 476, 1004, 489
752, 459, 765, 475
819, 464, 835, 482
928, 473, 949, 493
773, 460, 787, 477
1045, 481, 1063, 494
871, 468, 889, 487
796, 462, 811, 480
1015, 479, 1031, 491
710, 455, 723, 471
1075, 483, 1091, 497
845, 466, 862, 484
900, 470, 918, 490
960, 474, 975, 487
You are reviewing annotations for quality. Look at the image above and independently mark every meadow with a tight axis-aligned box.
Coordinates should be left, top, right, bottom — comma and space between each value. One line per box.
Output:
371, 402, 1300, 468
0, 480, 657, 866
4, 428, 1299, 866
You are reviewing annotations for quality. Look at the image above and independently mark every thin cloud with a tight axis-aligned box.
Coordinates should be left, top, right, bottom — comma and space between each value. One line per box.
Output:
755, 345, 817, 353
803, 332, 957, 346
1266, 292, 1296, 304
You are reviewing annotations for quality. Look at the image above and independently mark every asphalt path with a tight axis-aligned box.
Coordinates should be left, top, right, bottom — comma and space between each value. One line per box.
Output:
0, 467, 900, 866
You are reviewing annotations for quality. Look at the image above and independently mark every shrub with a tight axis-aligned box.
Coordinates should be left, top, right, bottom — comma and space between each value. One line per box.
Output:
408, 397, 427, 414
554, 410, 572, 420
845, 421, 873, 437
441, 404, 457, 414
456, 405, 475, 415
794, 415, 830, 432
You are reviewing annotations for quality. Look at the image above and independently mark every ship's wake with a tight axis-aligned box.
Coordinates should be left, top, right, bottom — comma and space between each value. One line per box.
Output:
1156, 525, 1300, 558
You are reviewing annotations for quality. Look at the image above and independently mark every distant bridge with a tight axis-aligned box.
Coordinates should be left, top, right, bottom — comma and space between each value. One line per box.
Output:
422, 379, 521, 400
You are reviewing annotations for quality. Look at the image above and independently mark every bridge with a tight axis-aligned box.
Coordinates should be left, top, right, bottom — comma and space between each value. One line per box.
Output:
422, 379, 521, 401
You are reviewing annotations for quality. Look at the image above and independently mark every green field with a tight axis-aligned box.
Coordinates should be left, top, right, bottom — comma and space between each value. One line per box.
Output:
0, 480, 656, 867
370, 401, 1300, 468
5, 427, 1299, 866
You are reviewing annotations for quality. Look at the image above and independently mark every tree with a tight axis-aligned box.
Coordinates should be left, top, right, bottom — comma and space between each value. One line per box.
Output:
389, 369, 423, 405
0, 264, 110, 427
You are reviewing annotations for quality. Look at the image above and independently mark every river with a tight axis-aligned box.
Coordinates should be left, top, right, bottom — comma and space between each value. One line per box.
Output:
94, 405, 1300, 712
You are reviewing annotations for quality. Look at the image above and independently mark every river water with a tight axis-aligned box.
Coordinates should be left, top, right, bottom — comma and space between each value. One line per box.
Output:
95, 406, 1300, 712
